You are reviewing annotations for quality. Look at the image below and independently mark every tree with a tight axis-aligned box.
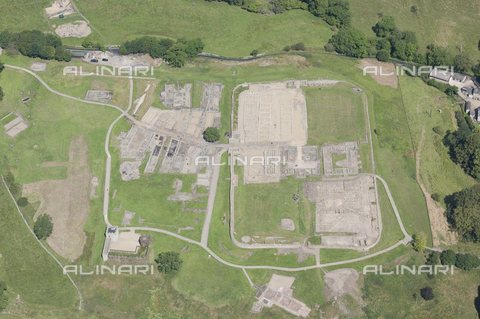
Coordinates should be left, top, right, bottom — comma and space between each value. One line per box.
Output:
472, 62, 480, 77
323, 0, 351, 28
426, 44, 452, 66
453, 53, 473, 73
33, 214, 53, 240
440, 249, 456, 265
203, 127, 220, 143
81, 38, 104, 51
376, 50, 390, 62
445, 185, 480, 242
410, 5, 418, 14
444, 85, 457, 96
17, 197, 28, 207
250, 49, 259, 56
164, 47, 188, 67
426, 251, 440, 265
372, 16, 396, 37
455, 253, 480, 270
155, 251, 183, 274
328, 27, 369, 58
420, 287, 434, 300
411, 233, 427, 252
0, 62, 4, 73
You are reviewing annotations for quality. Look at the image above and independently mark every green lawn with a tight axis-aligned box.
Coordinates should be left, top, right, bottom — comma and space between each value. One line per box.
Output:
350, 0, 480, 60
304, 83, 366, 145
235, 168, 315, 241
75, 0, 332, 56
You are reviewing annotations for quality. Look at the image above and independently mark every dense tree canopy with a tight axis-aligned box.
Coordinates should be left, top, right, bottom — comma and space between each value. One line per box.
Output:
453, 53, 473, 73
372, 16, 396, 38
440, 249, 456, 265
0, 30, 71, 61
327, 27, 369, 58
119, 37, 203, 67
445, 184, 480, 242
443, 111, 480, 180
454, 253, 480, 270
425, 44, 452, 66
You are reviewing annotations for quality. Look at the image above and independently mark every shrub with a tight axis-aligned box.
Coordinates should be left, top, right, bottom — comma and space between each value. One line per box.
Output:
431, 193, 441, 203
411, 233, 427, 252
203, 127, 220, 143
0, 281, 7, 312
420, 287, 434, 300
426, 251, 440, 265
155, 251, 183, 274
455, 253, 480, 270
33, 214, 53, 240
17, 197, 29, 207
292, 42, 305, 51
440, 249, 456, 265
283, 45, 291, 52
250, 49, 259, 56
432, 126, 444, 135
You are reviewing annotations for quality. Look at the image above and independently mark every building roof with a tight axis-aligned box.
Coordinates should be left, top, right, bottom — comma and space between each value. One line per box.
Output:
429, 68, 452, 82
452, 73, 467, 82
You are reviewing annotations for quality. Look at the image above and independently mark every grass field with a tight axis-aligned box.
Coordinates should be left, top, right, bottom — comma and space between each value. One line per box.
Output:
399, 76, 476, 202
362, 251, 480, 318
304, 82, 367, 145
0, 50, 454, 316
0, 183, 77, 311
108, 130, 207, 240
235, 168, 315, 241
350, 0, 480, 60
74, 0, 332, 56
0, 69, 118, 184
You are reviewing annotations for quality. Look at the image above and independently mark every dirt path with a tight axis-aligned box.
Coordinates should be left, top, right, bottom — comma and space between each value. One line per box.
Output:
416, 128, 457, 247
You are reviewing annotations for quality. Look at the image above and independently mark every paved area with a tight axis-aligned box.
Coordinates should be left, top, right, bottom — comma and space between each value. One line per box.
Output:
305, 175, 380, 249
237, 82, 307, 145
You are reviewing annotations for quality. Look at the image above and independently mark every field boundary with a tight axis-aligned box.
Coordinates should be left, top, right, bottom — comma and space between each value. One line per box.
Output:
1, 176, 84, 311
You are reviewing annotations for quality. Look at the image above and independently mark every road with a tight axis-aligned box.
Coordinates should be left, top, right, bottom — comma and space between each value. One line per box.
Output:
102, 76, 134, 226
200, 150, 224, 246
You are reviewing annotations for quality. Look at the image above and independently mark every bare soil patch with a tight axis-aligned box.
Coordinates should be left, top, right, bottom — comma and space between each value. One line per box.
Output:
359, 58, 398, 88
324, 268, 364, 317
55, 20, 91, 38
23, 136, 92, 261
